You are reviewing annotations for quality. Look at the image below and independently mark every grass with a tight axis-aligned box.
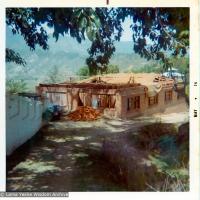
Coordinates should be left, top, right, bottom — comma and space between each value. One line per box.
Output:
135, 122, 177, 150
135, 122, 189, 191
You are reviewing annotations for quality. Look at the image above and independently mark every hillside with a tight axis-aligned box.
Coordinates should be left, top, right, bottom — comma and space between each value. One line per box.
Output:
6, 26, 156, 90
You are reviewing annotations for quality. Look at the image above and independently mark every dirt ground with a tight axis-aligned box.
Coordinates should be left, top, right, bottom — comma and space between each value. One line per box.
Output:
6, 100, 189, 191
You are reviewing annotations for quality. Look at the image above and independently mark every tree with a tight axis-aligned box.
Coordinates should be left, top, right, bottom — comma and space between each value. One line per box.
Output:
6, 48, 26, 66
105, 64, 119, 74
170, 56, 189, 77
86, 8, 123, 75
86, 8, 189, 74
6, 8, 189, 74
77, 64, 120, 76
169, 56, 189, 103
6, 8, 100, 50
6, 79, 27, 94
46, 66, 65, 83
76, 66, 90, 77
6, 8, 101, 66
131, 63, 162, 73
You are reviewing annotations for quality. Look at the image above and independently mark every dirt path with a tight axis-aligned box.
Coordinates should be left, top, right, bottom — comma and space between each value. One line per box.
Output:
6, 102, 189, 191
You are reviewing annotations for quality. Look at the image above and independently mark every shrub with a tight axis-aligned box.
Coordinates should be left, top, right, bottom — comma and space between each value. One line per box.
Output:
136, 123, 177, 150
135, 122, 189, 191
77, 64, 120, 77
105, 64, 119, 74
6, 79, 27, 94
76, 66, 90, 77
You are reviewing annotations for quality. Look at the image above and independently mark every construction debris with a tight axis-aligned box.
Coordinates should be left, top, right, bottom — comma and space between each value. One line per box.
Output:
66, 106, 101, 121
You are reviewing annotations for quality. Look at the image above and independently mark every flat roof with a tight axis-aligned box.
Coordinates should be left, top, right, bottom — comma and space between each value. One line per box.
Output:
39, 82, 142, 89
39, 73, 174, 90
80, 73, 174, 86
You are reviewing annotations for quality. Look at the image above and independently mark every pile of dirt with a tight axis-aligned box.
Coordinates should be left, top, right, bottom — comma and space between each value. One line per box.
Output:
66, 106, 101, 121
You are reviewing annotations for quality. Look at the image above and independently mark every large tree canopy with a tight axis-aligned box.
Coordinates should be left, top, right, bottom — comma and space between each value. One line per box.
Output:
6, 8, 101, 49
86, 8, 189, 74
6, 7, 189, 75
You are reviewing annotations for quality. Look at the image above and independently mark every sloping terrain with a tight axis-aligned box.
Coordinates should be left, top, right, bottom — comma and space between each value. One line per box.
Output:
7, 102, 189, 191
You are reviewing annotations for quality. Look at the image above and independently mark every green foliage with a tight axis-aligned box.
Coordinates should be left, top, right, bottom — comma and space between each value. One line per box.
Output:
6, 8, 48, 50
105, 64, 119, 74
6, 8, 100, 50
110, 8, 188, 72
46, 66, 64, 83
149, 155, 169, 172
6, 79, 27, 94
6, 8, 100, 66
169, 56, 189, 75
87, 8, 189, 74
86, 8, 121, 75
76, 66, 90, 77
131, 63, 162, 73
6, 48, 26, 66
77, 64, 120, 76
136, 122, 189, 191
169, 56, 189, 103
136, 123, 177, 150
149, 155, 189, 191
6, 8, 189, 73
157, 135, 177, 156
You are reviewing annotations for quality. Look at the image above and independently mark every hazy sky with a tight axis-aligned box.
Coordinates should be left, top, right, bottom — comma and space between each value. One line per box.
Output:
120, 17, 132, 41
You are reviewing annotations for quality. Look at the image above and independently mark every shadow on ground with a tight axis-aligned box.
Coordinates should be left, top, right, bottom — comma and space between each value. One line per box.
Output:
7, 119, 138, 191
6, 111, 189, 191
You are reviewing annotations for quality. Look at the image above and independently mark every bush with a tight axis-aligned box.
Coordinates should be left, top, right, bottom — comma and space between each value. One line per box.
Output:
135, 122, 189, 191
46, 66, 65, 83
76, 66, 90, 77
131, 63, 163, 73
105, 64, 119, 74
6, 79, 27, 94
136, 123, 177, 150
77, 64, 120, 77
148, 155, 189, 191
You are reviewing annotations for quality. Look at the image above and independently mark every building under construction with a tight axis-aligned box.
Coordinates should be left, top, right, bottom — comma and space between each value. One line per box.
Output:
36, 73, 180, 119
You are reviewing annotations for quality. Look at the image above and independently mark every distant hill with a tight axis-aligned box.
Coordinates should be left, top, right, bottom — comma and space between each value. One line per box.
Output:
6, 26, 156, 90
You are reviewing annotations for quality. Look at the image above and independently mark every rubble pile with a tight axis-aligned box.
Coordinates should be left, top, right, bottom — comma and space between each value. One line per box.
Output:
67, 106, 101, 121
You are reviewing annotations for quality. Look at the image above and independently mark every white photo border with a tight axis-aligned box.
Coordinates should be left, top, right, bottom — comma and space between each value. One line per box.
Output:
0, 1, 199, 200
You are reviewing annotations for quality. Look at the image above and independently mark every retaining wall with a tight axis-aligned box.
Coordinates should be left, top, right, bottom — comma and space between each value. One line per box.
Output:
6, 94, 43, 155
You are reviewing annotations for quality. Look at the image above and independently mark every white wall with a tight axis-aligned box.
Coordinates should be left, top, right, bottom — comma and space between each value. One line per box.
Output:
6, 94, 43, 156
